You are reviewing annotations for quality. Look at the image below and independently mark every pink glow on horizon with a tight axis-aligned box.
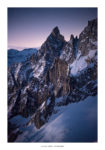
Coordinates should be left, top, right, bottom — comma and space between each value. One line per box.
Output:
8, 28, 80, 50
8, 8, 97, 50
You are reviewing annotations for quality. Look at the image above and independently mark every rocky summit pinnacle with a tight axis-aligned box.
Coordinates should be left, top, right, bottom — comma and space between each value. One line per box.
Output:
40, 26, 65, 56
70, 34, 74, 41
52, 26, 60, 36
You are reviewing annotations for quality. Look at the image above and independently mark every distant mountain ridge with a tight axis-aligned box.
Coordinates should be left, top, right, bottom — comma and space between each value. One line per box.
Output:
8, 48, 38, 66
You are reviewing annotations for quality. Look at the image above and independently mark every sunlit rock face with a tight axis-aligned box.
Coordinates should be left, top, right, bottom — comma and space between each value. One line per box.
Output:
8, 18, 97, 141
45, 58, 70, 97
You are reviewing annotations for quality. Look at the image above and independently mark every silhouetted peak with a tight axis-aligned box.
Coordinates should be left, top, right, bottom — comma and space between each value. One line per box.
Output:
52, 26, 60, 36
88, 18, 97, 27
70, 34, 74, 41
75, 36, 78, 40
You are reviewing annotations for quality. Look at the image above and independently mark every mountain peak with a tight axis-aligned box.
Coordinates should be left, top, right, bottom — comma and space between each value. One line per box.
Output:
88, 18, 97, 26
52, 26, 60, 36
70, 34, 74, 41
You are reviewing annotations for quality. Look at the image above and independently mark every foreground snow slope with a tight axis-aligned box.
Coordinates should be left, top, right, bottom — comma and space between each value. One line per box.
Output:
9, 96, 97, 142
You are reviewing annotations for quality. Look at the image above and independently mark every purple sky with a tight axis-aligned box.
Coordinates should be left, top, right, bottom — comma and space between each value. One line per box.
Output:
8, 8, 97, 50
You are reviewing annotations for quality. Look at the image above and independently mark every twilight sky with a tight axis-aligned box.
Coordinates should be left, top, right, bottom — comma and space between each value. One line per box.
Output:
8, 8, 97, 50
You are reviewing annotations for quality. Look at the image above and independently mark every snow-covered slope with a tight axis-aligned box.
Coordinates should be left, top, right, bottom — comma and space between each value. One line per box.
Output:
70, 49, 97, 76
9, 95, 97, 142
8, 48, 37, 66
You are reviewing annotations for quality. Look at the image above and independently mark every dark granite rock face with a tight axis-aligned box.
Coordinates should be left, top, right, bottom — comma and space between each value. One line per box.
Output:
51, 26, 60, 36
45, 58, 70, 97
40, 26, 66, 55
78, 18, 97, 56
32, 58, 70, 129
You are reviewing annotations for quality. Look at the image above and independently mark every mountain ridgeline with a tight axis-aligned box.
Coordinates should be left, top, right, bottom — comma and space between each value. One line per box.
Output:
8, 19, 97, 141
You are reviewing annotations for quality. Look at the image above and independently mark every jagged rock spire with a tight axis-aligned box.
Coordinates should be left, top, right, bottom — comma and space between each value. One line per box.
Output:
52, 26, 60, 36
40, 26, 65, 53
70, 34, 74, 41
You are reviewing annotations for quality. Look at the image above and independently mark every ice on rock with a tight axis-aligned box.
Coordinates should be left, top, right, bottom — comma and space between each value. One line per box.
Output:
15, 63, 22, 80
46, 98, 51, 106
70, 49, 97, 76
39, 101, 46, 112
32, 57, 45, 78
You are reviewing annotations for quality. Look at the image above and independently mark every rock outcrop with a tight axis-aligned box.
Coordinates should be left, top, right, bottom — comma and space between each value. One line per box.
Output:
78, 18, 97, 55
45, 58, 70, 97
